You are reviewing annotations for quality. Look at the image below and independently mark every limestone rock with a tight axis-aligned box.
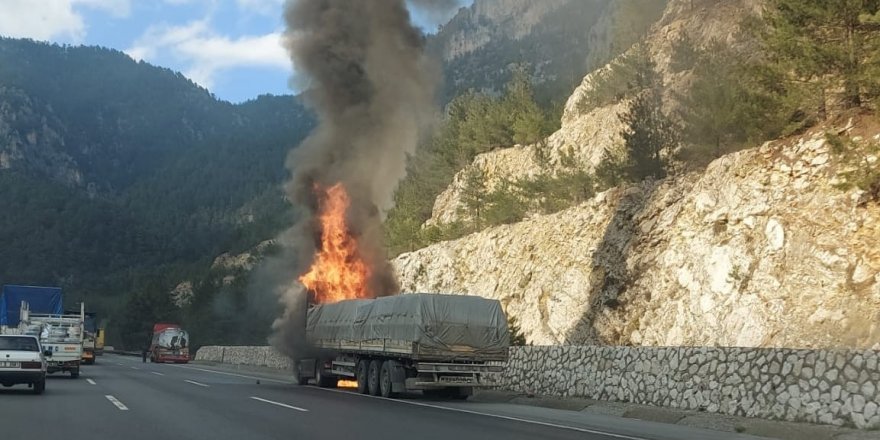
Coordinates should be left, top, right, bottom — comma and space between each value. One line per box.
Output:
394, 128, 880, 348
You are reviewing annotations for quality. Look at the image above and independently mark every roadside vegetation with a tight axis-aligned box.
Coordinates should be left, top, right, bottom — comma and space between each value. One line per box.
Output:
383, 69, 559, 255
384, 0, 880, 258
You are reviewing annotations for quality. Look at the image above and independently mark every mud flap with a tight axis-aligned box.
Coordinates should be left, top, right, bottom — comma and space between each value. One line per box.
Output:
388, 361, 407, 393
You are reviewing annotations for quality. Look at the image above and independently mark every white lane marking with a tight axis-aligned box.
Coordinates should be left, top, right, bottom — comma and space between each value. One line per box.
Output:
168, 364, 288, 384
116, 363, 124, 366
86, 378, 96, 385
250, 396, 308, 412
151, 371, 165, 376
105, 395, 129, 411
314, 388, 648, 440
185, 379, 209, 387
131, 366, 140, 370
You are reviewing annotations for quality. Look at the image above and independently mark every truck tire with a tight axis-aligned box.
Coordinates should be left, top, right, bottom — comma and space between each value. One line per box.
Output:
70, 368, 80, 379
367, 360, 382, 396
292, 363, 309, 386
379, 361, 396, 398
356, 360, 369, 394
315, 365, 338, 388
33, 379, 45, 395
452, 387, 473, 400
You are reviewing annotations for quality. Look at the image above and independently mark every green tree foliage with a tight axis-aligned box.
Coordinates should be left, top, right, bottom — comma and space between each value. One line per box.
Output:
0, 39, 314, 348
514, 152, 595, 214
505, 68, 557, 146
758, 0, 880, 114
458, 167, 489, 230
117, 276, 180, 350
619, 46, 677, 181
483, 180, 529, 226
578, 49, 645, 113
384, 72, 558, 256
594, 153, 628, 189
673, 38, 797, 164
826, 132, 880, 201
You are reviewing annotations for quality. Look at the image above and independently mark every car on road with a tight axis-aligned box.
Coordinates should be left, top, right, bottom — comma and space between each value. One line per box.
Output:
0, 335, 48, 394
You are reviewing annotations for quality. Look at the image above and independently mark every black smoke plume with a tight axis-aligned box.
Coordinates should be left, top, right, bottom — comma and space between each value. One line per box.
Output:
269, 0, 439, 358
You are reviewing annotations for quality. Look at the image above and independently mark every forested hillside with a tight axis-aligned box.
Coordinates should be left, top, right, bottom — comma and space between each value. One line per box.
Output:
0, 0, 689, 349
0, 38, 314, 345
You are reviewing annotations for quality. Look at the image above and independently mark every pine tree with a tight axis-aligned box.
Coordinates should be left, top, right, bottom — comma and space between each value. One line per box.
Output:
619, 45, 677, 181
760, 0, 880, 113
674, 39, 794, 162
458, 167, 488, 230
503, 68, 552, 146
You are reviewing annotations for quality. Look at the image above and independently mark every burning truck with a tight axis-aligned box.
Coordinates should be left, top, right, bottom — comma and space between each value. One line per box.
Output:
294, 294, 510, 398
287, 185, 510, 398
275, 0, 510, 399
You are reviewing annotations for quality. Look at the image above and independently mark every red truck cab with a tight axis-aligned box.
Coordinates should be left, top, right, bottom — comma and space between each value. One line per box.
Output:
149, 323, 190, 363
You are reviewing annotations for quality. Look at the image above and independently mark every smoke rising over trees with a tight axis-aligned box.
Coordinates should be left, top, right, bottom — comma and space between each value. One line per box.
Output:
269, 0, 440, 357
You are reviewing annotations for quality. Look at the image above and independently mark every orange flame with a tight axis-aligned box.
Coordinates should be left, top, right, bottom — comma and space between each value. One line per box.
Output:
299, 183, 373, 303
337, 380, 358, 388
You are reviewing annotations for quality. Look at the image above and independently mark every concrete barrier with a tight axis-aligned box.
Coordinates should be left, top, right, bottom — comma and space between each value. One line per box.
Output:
195, 345, 293, 370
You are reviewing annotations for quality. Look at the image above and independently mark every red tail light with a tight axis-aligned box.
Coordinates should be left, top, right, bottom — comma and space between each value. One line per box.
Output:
21, 362, 42, 369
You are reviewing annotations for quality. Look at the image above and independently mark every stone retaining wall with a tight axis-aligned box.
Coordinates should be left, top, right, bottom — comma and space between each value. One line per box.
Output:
498, 346, 880, 429
195, 345, 292, 370
194, 345, 880, 429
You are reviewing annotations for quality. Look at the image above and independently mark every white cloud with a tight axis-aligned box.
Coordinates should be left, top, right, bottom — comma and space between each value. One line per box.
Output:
0, 0, 131, 42
0, 0, 84, 41
126, 19, 290, 90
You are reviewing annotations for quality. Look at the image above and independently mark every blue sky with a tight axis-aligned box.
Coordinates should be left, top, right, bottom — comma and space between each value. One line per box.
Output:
0, 0, 469, 103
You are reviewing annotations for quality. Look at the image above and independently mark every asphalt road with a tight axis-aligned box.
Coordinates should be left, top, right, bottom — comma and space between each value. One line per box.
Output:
0, 354, 766, 440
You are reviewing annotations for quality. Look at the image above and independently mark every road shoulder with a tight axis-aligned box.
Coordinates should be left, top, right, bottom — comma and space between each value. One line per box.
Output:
471, 390, 880, 440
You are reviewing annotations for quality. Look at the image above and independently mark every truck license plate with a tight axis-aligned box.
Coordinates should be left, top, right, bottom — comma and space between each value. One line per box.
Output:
0, 361, 20, 368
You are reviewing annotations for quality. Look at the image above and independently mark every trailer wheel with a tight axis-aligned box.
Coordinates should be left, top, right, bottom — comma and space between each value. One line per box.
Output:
70, 368, 80, 379
356, 360, 369, 394
379, 361, 396, 398
452, 387, 473, 400
315, 365, 338, 388
292, 363, 308, 386
367, 360, 382, 396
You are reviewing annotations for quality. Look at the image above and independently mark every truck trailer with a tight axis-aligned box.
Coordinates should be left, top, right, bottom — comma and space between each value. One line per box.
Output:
0, 285, 63, 331
76, 311, 98, 364
293, 293, 509, 399
1, 286, 84, 378
22, 304, 84, 377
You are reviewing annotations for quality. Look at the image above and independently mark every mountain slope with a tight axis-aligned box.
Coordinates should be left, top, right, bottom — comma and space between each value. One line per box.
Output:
427, 0, 667, 103
0, 38, 314, 325
393, 0, 880, 349
395, 121, 880, 349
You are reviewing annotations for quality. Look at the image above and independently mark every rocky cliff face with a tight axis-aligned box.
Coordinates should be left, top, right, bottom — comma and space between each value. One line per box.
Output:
426, 0, 761, 226
0, 87, 82, 185
427, 0, 666, 102
395, 126, 880, 349
431, 0, 571, 61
